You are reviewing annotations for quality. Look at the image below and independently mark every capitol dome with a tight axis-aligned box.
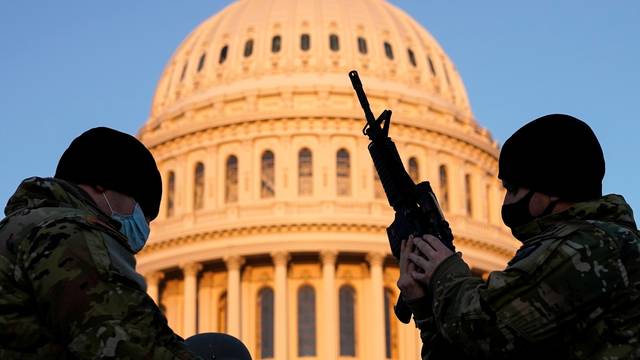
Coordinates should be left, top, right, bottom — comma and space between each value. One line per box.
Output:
137, 1, 518, 359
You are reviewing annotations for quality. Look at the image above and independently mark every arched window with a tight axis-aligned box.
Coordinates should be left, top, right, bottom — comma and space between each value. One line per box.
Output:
384, 42, 394, 60
218, 292, 228, 333
180, 63, 188, 81
439, 165, 449, 212
257, 287, 274, 359
374, 169, 384, 199
301, 33, 310, 51
219, 45, 229, 64
465, 174, 473, 216
298, 285, 316, 357
337, 149, 351, 197
298, 148, 313, 196
357, 37, 368, 54
225, 155, 238, 203
408, 157, 419, 183
244, 39, 254, 57
339, 285, 356, 356
384, 288, 398, 359
194, 162, 205, 210
427, 56, 436, 76
329, 34, 340, 51
261, 150, 275, 198
167, 171, 175, 217
407, 48, 417, 67
197, 53, 206, 72
271, 35, 282, 53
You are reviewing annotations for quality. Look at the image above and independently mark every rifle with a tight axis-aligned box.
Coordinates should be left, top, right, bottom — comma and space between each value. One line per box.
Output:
348, 70, 455, 323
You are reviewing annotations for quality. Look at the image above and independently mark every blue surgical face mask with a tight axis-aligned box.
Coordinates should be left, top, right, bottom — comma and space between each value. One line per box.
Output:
103, 193, 150, 253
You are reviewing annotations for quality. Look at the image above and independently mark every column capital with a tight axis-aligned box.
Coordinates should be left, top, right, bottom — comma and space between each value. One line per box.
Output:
224, 255, 245, 271
271, 251, 290, 266
181, 262, 203, 277
366, 252, 385, 267
145, 271, 165, 283
320, 250, 338, 265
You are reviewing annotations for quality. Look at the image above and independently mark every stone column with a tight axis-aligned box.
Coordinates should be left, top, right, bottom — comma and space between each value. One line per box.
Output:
182, 262, 202, 338
225, 256, 244, 338
145, 271, 164, 305
321, 251, 338, 360
367, 252, 386, 360
272, 251, 290, 360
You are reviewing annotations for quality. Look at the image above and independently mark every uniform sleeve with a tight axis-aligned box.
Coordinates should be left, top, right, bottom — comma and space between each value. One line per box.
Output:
17, 219, 200, 359
427, 232, 628, 359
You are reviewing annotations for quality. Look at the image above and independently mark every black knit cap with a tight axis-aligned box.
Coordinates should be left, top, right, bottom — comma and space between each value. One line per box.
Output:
55, 127, 162, 220
498, 114, 605, 201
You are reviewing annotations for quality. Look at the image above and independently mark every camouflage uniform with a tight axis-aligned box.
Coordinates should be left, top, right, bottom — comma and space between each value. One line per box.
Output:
410, 195, 640, 359
0, 177, 198, 359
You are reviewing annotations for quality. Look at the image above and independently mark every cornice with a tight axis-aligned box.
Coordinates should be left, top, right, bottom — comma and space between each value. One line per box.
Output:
138, 222, 515, 259
145, 116, 499, 169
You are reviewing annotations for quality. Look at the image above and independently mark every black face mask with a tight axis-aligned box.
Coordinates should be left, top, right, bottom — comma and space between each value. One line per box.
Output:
501, 190, 559, 229
501, 190, 535, 228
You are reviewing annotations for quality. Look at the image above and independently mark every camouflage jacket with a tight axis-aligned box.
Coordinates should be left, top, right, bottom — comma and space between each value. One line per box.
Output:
0, 177, 198, 359
411, 194, 640, 359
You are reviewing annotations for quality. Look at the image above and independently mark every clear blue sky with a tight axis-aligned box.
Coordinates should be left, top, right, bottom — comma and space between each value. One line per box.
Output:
1, 1, 639, 219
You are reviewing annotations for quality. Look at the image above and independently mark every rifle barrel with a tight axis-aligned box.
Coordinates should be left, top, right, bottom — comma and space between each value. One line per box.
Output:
349, 70, 377, 127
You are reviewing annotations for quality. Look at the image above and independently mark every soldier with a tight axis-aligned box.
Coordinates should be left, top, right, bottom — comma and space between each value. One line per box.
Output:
398, 114, 640, 359
0, 127, 199, 358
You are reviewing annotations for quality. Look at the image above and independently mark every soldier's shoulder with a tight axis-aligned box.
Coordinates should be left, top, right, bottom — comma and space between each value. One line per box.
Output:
15, 210, 124, 277
560, 219, 638, 252
507, 220, 616, 274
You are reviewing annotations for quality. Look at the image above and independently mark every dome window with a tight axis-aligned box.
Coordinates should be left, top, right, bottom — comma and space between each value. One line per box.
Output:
298, 285, 317, 356
300, 33, 311, 51
197, 53, 206, 72
384, 288, 399, 358
329, 34, 340, 51
439, 164, 449, 212
179, 63, 188, 81
427, 56, 437, 76
407, 48, 417, 67
339, 285, 356, 356
384, 42, 394, 60
225, 155, 238, 203
271, 35, 282, 53
298, 148, 313, 196
167, 171, 176, 217
194, 162, 205, 210
408, 157, 419, 182
257, 287, 274, 358
219, 45, 229, 64
261, 150, 275, 198
443, 63, 452, 85
244, 39, 254, 58
337, 149, 351, 197
357, 37, 368, 54
465, 173, 473, 216
218, 292, 227, 332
